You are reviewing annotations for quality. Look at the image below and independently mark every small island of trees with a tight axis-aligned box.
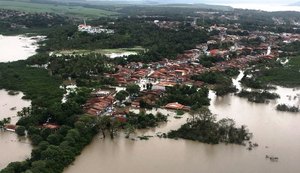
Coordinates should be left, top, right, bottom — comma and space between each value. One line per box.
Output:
276, 104, 299, 113
168, 108, 251, 145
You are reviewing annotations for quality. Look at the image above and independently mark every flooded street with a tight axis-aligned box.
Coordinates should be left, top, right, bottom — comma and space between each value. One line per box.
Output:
64, 75, 300, 173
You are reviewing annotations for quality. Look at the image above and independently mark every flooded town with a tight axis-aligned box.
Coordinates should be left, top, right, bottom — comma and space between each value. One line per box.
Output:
0, 0, 300, 173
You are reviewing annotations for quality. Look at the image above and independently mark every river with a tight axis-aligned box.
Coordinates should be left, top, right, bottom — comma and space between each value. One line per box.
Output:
64, 74, 300, 173
0, 34, 37, 169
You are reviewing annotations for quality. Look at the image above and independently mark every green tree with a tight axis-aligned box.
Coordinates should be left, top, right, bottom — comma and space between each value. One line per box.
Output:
115, 90, 129, 103
16, 126, 26, 136
126, 84, 140, 96
28, 160, 48, 173
30, 134, 43, 146
96, 116, 110, 138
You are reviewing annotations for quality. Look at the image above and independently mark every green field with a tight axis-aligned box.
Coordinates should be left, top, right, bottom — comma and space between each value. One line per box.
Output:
0, 0, 118, 18
258, 56, 300, 87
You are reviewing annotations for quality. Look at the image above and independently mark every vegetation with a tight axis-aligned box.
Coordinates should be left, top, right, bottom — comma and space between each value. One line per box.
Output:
242, 57, 300, 87
0, 1, 117, 18
0, 8, 70, 35
126, 84, 140, 97
15, 126, 26, 136
39, 18, 208, 62
46, 54, 115, 79
158, 85, 210, 110
168, 108, 251, 144
257, 56, 300, 87
115, 90, 129, 103
276, 104, 299, 113
26, 53, 117, 88
1, 86, 97, 173
241, 75, 271, 89
126, 111, 168, 129
191, 71, 237, 96
2, 2, 300, 172
0, 49, 101, 173
95, 111, 167, 139
2, 115, 97, 173
0, 61, 63, 107
237, 90, 280, 103
0, 118, 11, 130
198, 55, 225, 68
281, 41, 300, 55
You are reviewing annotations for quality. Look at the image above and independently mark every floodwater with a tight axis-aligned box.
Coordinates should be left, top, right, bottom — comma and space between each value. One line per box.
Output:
64, 74, 300, 173
0, 34, 36, 169
0, 90, 31, 124
0, 90, 32, 169
0, 34, 43, 62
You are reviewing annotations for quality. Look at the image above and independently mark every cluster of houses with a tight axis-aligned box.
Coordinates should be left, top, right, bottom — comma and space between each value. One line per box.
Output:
78, 21, 114, 34
81, 20, 300, 118
84, 89, 116, 116
153, 20, 181, 29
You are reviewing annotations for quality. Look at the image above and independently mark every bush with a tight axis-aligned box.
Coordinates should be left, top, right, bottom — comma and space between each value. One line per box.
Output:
16, 126, 26, 136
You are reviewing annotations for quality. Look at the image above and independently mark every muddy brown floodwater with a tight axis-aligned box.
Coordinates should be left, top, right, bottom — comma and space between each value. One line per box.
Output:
0, 90, 32, 169
64, 74, 300, 173
0, 34, 41, 169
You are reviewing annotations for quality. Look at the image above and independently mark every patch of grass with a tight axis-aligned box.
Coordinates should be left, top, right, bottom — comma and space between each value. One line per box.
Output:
258, 56, 300, 87
0, 0, 118, 18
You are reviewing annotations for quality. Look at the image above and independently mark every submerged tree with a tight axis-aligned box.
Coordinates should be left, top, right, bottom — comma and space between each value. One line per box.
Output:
168, 108, 251, 145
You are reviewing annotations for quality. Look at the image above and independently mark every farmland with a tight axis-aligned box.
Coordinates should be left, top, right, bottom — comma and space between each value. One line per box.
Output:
0, 0, 118, 18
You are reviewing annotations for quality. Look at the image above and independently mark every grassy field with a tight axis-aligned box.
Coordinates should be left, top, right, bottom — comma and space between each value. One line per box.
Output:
52, 47, 146, 56
258, 56, 300, 87
0, 0, 118, 18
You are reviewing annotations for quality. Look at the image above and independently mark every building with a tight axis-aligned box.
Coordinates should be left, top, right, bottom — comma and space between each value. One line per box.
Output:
78, 20, 114, 34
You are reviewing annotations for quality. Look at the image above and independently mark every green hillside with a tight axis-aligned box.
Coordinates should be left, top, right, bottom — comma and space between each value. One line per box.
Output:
0, 0, 118, 18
